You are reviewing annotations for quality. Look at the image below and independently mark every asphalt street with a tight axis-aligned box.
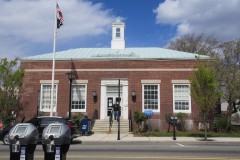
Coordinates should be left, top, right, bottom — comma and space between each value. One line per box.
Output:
1, 141, 240, 160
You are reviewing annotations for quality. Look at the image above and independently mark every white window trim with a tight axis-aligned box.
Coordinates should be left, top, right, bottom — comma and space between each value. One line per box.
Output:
173, 84, 191, 113
40, 84, 58, 112
73, 80, 88, 84
171, 80, 190, 84
40, 80, 59, 84
71, 84, 87, 113
141, 80, 161, 84
142, 84, 160, 113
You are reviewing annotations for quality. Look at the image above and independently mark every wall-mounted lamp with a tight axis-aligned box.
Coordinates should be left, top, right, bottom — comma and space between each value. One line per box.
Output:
92, 91, 97, 103
132, 90, 136, 103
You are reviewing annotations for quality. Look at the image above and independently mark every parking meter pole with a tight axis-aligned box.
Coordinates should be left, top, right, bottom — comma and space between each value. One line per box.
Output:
173, 122, 176, 140
117, 79, 121, 140
44, 145, 67, 160
117, 116, 120, 140
55, 146, 66, 160
171, 116, 177, 140
10, 145, 35, 160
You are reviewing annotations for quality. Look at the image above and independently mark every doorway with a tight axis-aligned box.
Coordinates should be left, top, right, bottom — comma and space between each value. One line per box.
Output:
106, 86, 122, 118
100, 79, 128, 120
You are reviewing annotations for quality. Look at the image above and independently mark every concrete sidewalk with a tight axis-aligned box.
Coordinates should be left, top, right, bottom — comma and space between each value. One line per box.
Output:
75, 133, 240, 143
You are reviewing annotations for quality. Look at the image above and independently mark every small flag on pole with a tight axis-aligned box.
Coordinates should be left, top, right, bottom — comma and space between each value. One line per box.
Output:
56, 3, 64, 29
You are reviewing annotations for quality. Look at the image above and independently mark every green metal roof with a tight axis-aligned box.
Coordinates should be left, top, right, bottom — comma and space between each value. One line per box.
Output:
21, 47, 209, 61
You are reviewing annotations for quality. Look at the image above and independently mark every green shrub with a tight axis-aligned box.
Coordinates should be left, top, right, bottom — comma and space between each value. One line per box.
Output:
213, 115, 228, 132
133, 111, 147, 133
3, 115, 15, 126
176, 112, 188, 131
72, 113, 84, 129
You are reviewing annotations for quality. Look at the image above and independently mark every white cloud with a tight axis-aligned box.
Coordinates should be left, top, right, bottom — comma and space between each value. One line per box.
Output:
154, 0, 240, 41
0, 0, 114, 59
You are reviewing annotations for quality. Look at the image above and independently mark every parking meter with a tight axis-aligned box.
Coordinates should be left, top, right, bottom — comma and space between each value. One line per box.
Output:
42, 123, 71, 160
8, 123, 38, 160
171, 116, 178, 140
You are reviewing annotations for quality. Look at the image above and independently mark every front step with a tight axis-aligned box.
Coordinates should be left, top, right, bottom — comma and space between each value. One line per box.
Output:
92, 119, 131, 134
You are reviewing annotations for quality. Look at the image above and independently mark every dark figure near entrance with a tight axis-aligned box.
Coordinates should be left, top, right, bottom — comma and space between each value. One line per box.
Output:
113, 104, 119, 120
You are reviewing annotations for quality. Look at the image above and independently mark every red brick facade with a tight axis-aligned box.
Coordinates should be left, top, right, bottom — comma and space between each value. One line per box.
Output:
19, 59, 201, 131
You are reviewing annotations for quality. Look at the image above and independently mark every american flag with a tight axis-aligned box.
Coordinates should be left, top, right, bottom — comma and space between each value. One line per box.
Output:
56, 3, 64, 29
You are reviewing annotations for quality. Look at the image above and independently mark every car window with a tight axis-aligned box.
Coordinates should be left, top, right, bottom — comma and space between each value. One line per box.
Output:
40, 118, 67, 125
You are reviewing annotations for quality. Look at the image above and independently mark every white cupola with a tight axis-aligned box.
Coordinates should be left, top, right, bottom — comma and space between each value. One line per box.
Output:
111, 17, 125, 49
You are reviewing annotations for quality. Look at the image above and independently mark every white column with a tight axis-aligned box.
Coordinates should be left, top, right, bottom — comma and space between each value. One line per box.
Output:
100, 84, 107, 119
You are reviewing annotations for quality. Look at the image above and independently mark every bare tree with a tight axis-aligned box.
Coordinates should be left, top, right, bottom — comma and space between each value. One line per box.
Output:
215, 40, 240, 129
167, 33, 219, 55
168, 33, 240, 130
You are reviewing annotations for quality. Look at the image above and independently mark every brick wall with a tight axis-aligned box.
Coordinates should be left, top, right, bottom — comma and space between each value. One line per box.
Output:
19, 59, 200, 130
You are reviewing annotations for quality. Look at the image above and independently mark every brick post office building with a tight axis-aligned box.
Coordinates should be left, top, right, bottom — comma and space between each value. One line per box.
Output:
19, 18, 209, 131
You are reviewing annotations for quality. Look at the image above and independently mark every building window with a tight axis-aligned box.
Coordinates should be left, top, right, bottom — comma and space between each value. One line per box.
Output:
173, 84, 191, 113
116, 28, 120, 38
71, 84, 87, 112
40, 84, 57, 112
142, 84, 160, 112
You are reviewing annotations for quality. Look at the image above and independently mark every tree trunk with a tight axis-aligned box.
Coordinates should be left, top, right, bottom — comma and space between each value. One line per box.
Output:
204, 113, 208, 141
227, 100, 233, 130
167, 123, 170, 132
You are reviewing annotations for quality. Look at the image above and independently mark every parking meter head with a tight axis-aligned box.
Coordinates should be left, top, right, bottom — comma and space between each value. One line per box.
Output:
42, 123, 71, 145
170, 116, 177, 123
8, 123, 38, 145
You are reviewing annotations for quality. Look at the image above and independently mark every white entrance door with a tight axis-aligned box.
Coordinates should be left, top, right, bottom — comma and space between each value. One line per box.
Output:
100, 79, 128, 120
107, 91, 122, 119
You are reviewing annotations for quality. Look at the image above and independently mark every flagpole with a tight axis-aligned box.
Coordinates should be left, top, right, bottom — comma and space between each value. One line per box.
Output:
50, 1, 57, 117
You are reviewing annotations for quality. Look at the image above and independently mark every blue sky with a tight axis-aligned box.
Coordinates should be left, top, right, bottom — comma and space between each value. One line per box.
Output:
1, 0, 240, 59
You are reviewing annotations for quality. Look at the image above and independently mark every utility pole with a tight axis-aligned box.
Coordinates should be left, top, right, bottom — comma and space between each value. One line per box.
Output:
117, 79, 121, 140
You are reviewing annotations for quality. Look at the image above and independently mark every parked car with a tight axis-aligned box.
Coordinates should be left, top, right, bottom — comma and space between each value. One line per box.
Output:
0, 116, 79, 145
0, 125, 13, 145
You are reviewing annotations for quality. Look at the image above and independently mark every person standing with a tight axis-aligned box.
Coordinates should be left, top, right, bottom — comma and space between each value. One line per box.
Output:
113, 104, 119, 120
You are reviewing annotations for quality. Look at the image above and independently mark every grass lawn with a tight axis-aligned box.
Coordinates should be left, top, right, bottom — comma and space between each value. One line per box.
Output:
141, 131, 240, 137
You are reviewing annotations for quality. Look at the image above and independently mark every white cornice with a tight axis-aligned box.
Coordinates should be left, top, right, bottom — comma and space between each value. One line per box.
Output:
26, 68, 194, 72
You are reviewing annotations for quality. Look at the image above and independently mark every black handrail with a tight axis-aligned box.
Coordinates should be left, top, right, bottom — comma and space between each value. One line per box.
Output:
91, 109, 98, 128
109, 110, 113, 131
129, 110, 133, 132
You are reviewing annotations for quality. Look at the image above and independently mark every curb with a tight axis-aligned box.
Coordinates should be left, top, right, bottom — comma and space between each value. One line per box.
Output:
74, 134, 240, 144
